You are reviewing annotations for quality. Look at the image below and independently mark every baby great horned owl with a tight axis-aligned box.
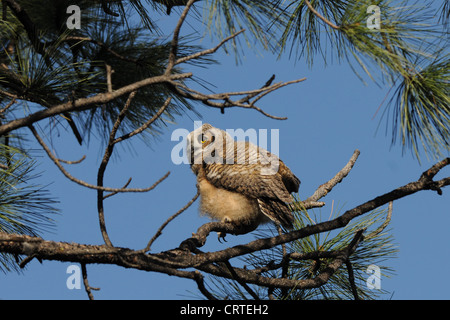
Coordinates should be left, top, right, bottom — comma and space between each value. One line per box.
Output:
186, 123, 300, 236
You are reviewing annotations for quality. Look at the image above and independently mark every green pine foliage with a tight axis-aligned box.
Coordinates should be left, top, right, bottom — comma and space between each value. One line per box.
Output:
278, 0, 448, 160
208, 200, 397, 300
0, 0, 447, 295
0, 144, 58, 273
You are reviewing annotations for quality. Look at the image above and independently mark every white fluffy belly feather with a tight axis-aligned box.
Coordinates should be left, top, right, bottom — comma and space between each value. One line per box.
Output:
197, 178, 263, 225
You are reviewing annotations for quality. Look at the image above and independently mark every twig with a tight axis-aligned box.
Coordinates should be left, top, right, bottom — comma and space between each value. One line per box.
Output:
179, 158, 450, 267
142, 190, 199, 252
305, 149, 360, 204
103, 177, 132, 200
420, 157, 450, 181
19, 254, 39, 268
169, 77, 306, 120
175, 29, 246, 65
81, 263, 100, 300
57, 155, 86, 165
29, 124, 170, 193
193, 271, 217, 300
105, 64, 114, 93
113, 97, 171, 144
345, 259, 359, 300
278, 225, 289, 298
238, 74, 276, 105
0, 89, 19, 99
222, 260, 260, 299
0, 97, 16, 115
366, 201, 393, 239
304, 0, 340, 30
0, 73, 192, 137
97, 91, 137, 247
166, 0, 197, 74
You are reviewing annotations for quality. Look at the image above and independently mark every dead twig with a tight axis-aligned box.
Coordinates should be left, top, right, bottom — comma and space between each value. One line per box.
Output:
29, 124, 169, 193
142, 190, 200, 253
81, 263, 100, 300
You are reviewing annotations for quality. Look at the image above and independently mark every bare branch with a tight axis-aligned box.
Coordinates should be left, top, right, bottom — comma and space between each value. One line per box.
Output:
29, 124, 170, 193
97, 91, 137, 247
175, 29, 246, 65
305, 149, 360, 204
81, 263, 100, 300
193, 271, 217, 300
113, 97, 172, 144
420, 157, 450, 181
57, 155, 86, 165
169, 77, 306, 120
366, 201, 393, 239
166, 0, 197, 74
304, 0, 340, 30
0, 97, 16, 115
345, 260, 359, 300
105, 64, 114, 93
222, 260, 260, 299
103, 177, 132, 200
196, 229, 365, 290
176, 157, 449, 266
142, 190, 200, 253
0, 154, 448, 294
0, 73, 192, 137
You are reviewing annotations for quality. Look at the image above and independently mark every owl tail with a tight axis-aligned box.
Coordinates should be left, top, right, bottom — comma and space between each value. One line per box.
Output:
257, 198, 294, 229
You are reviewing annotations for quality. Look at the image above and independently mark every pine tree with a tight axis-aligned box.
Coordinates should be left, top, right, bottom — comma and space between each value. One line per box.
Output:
0, 0, 448, 299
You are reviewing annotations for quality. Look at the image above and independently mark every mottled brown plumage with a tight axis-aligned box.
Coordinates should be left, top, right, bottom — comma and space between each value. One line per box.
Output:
187, 123, 300, 233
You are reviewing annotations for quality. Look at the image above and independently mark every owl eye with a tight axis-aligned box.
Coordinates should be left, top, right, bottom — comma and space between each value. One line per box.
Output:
198, 133, 206, 144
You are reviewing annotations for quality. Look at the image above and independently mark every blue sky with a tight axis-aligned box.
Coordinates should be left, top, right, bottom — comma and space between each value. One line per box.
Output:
1, 2, 449, 300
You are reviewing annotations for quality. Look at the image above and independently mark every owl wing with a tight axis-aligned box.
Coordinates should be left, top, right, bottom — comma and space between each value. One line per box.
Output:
204, 162, 294, 203
203, 161, 299, 228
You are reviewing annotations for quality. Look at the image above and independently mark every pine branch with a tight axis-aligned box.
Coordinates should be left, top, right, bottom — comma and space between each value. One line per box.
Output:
0, 156, 447, 292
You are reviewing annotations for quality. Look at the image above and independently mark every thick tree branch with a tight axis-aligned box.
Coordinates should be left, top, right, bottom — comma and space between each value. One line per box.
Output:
0, 157, 448, 295
175, 156, 449, 267
0, 73, 192, 137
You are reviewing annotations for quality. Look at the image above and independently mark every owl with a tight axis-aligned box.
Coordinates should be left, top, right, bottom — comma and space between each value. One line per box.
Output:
186, 123, 300, 238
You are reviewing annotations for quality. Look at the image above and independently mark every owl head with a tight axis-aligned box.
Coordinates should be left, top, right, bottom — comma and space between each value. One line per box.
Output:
186, 123, 234, 165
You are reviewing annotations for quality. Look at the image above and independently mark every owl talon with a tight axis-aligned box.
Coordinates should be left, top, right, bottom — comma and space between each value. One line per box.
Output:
218, 232, 227, 243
